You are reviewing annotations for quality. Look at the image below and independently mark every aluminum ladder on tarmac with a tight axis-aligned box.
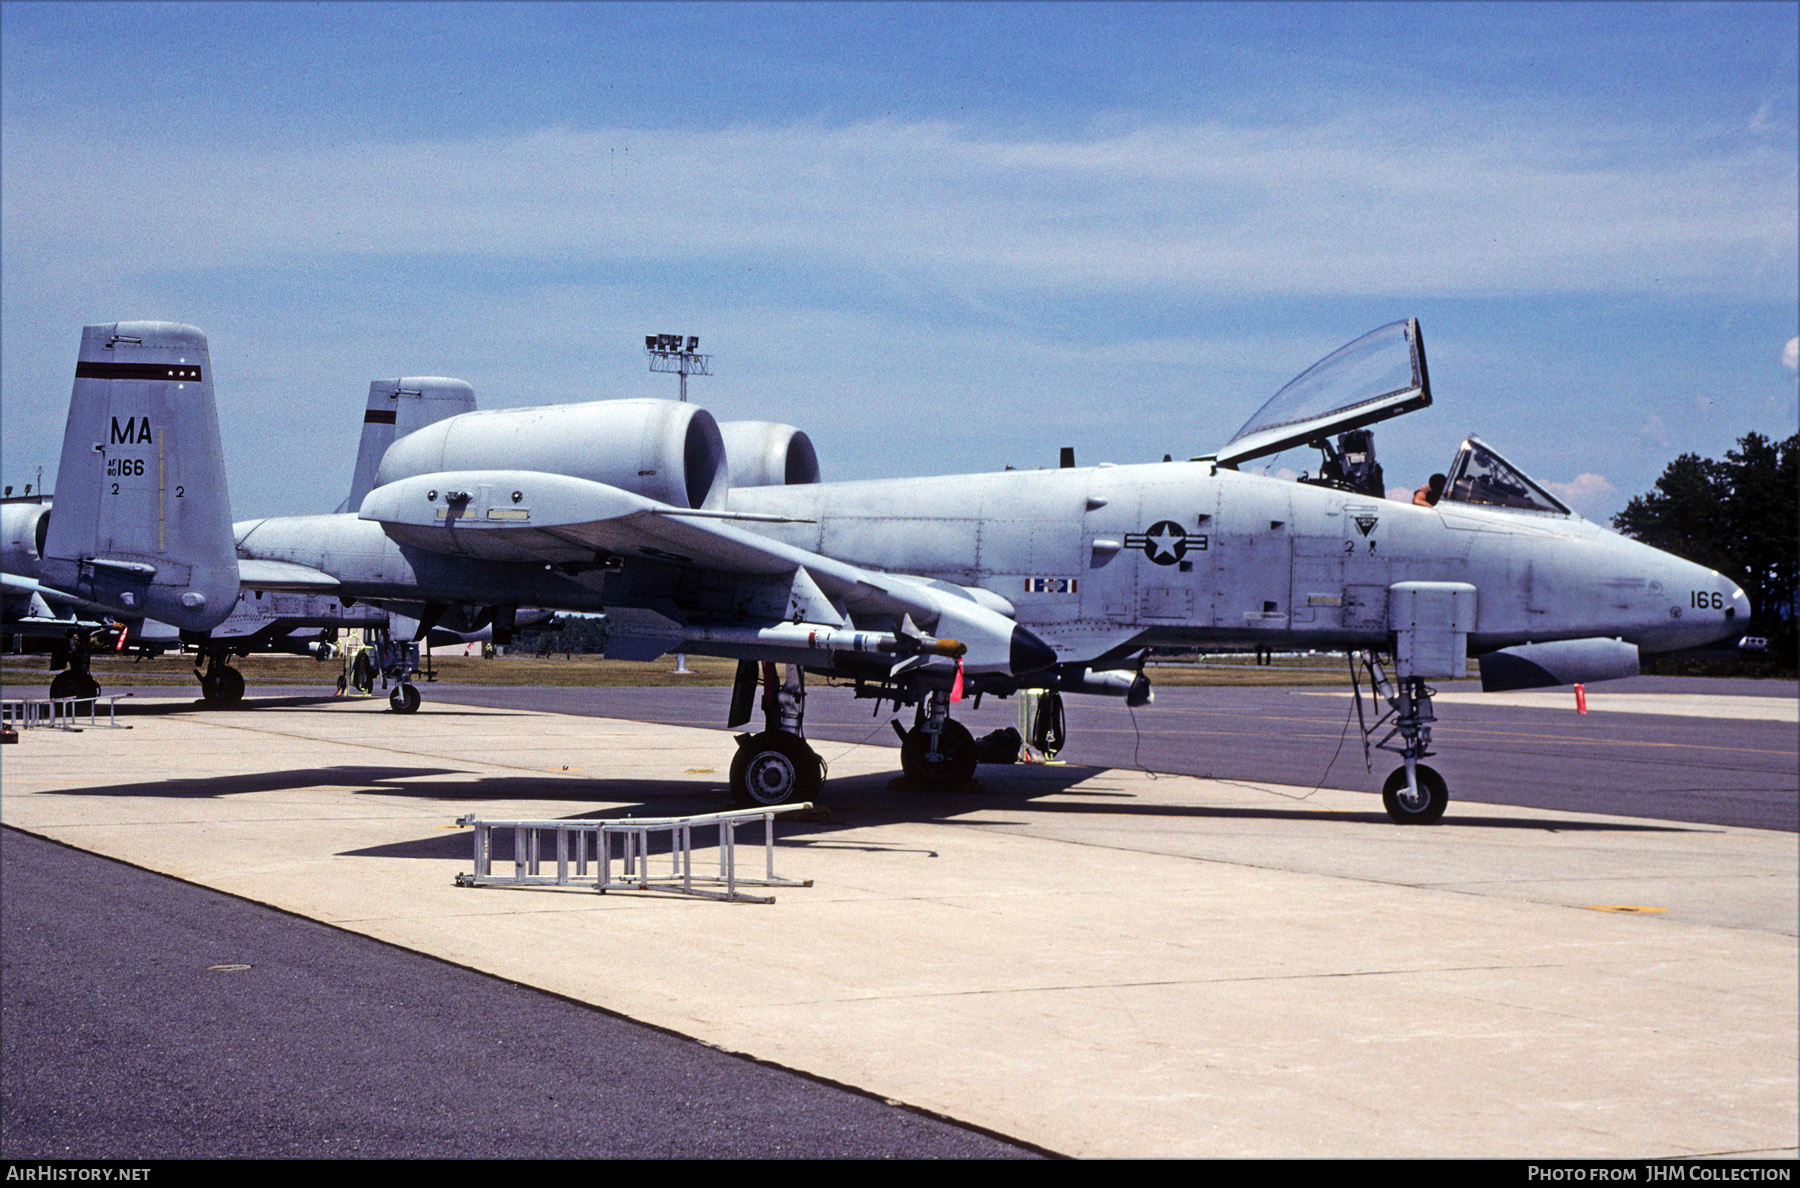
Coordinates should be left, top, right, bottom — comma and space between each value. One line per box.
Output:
1, 694, 132, 733
454, 803, 815, 904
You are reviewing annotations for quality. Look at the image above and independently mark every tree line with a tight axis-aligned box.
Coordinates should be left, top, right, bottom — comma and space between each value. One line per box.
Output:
1612, 431, 1797, 669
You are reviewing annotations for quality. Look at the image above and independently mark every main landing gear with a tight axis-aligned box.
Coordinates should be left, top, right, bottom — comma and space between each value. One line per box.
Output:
196, 648, 247, 704
1355, 653, 1449, 825
48, 666, 100, 703
47, 635, 101, 705
728, 662, 824, 806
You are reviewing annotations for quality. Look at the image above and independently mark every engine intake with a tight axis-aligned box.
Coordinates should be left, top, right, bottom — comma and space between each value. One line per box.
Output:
1, 502, 50, 581
718, 421, 821, 487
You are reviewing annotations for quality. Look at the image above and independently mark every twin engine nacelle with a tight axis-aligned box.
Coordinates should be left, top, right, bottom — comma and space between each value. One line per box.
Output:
1, 501, 51, 581
371, 400, 819, 512
717, 421, 820, 488
375, 399, 730, 510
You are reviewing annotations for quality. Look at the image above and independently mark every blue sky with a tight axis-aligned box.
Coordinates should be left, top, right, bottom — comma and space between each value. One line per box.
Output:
4, 1, 1795, 520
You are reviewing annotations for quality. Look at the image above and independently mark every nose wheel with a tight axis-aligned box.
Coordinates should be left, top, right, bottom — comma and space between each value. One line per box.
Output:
49, 669, 101, 704
1382, 763, 1448, 824
197, 656, 246, 704
1355, 654, 1452, 825
898, 720, 978, 785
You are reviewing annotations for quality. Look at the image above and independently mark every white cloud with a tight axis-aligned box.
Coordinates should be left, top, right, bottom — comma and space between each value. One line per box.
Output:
1543, 473, 1618, 515
1783, 336, 1798, 373
4, 112, 1793, 301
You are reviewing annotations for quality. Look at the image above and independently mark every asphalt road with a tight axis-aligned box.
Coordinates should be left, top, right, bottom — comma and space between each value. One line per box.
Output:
0, 828, 1040, 1160
412, 675, 1799, 833
4, 674, 1791, 1159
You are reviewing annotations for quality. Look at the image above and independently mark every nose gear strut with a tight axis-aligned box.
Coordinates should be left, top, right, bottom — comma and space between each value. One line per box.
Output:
1353, 651, 1449, 824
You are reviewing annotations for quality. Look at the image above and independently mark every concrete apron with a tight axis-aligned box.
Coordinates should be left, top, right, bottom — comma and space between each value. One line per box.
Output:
2, 696, 1794, 1159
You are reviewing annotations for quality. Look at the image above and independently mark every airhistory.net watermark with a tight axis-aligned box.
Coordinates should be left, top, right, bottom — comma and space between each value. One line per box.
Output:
4, 1170, 149, 1182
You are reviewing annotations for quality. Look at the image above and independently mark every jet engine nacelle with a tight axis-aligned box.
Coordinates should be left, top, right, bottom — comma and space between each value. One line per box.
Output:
718, 421, 821, 488
375, 398, 729, 511
1, 502, 50, 581
1477, 637, 1641, 692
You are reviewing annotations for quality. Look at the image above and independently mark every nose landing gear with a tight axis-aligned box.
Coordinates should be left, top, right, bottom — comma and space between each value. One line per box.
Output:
895, 691, 978, 786
1355, 653, 1449, 824
48, 635, 101, 706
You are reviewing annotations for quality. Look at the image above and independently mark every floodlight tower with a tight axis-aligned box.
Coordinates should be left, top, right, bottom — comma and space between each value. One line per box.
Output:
645, 333, 712, 402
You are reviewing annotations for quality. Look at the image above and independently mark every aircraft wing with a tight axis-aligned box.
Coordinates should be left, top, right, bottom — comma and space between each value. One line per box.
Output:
3, 570, 131, 625
358, 470, 1057, 676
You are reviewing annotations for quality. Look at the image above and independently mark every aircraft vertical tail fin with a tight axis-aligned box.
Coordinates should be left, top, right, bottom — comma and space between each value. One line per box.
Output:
340, 378, 477, 512
39, 322, 238, 631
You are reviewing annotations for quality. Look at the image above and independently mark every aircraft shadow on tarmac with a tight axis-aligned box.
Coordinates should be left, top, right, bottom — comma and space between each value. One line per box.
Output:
337, 763, 1703, 865
31, 756, 1705, 858
89, 694, 528, 716
37, 764, 475, 799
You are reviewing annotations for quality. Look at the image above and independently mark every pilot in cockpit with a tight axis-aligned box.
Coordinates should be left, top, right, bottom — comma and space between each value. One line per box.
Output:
1413, 473, 1446, 507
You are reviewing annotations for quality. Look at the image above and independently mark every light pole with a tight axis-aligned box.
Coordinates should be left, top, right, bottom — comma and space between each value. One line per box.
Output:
645, 333, 711, 402
645, 334, 710, 672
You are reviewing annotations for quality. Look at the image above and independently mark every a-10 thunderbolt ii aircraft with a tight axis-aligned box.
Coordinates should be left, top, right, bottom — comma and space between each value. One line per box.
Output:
224, 317, 1746, 822
2, 323, 240, 698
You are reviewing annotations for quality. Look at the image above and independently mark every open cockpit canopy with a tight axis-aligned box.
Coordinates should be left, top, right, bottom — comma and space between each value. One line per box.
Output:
1440, 435, 1571, 516
1216, 318, 1430, 469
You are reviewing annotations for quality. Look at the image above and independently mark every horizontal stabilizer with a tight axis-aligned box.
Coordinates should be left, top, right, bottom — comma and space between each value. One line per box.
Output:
2, 571, 125, 623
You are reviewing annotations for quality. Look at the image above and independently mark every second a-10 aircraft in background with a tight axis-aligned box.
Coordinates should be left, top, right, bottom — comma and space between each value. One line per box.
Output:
13, 318, 1746, 822
3, 323, 240, 699
2, 353, 549, 707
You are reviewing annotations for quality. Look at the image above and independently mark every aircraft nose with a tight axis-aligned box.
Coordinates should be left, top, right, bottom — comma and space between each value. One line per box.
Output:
1678, 568, 1748, 647
1629, 544, 1749, 655
1723, 576, 1749, 639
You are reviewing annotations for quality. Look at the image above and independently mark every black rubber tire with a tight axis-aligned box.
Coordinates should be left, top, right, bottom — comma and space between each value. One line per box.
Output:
49, 670, 99, 705
899, 720, 978, 786
1382, 763, 1449, 825
389, 683, 422, 714
217, 666, 245, 703
729, 731, 822, 807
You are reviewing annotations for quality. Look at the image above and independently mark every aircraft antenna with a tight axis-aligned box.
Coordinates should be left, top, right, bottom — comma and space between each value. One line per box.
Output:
645, 333, 712, 402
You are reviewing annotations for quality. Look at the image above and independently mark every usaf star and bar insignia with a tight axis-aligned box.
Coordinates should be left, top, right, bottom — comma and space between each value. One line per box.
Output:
1125, 520, 1206, 566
